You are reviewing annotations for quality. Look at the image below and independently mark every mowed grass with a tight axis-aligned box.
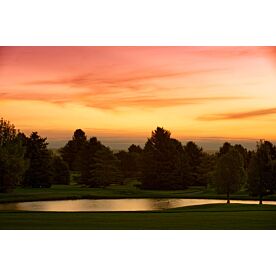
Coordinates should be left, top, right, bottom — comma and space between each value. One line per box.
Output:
1, 204, 276, 230
1, 181, 276, 203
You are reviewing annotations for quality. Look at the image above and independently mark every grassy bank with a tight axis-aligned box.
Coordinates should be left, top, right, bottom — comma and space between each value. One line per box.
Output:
1, 204, 276, 229
0, 181, 276, 203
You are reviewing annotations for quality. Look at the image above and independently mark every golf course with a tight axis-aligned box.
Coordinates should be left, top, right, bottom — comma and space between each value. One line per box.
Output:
1, 183, 276, 230
1, 203, 276, 230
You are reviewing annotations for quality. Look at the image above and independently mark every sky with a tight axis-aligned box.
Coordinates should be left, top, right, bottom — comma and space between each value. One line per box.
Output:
1, 46, 276, 149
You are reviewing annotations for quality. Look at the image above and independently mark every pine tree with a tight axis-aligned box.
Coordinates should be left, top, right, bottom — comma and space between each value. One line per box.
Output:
214, 148, 246, 203
23, 132, 52, 188
0, 118, 28, 192
60, 129, 87, 170
141, 127, 191, 190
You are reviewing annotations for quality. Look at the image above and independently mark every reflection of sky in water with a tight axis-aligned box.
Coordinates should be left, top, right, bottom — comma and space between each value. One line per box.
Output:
0, 198, 276, 212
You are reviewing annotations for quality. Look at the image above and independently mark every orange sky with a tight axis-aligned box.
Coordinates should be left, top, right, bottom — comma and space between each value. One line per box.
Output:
1, 46, 276, 145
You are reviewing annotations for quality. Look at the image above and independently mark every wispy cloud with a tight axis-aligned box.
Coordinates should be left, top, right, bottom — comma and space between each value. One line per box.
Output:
23, 68, 223, 88
82, 96, 249, 109
11, 67, 239, 109
198, 107, 276, 121
0, 89, 248, 110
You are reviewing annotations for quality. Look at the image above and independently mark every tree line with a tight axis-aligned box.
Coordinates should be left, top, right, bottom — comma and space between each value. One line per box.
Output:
0, 118, 69, 192
1, 117, 276, 204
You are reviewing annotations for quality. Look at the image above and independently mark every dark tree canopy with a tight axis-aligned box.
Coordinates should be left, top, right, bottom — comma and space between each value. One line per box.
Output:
141, 127, 191, 190
79, 137, 104, 185
115, 150, 133, 178
115, 144, 143, 179
51, 155, 70, 185
78, 137, 122, 187
90, 147, 123, 187
0, 118, 17, 146
214, 148, 246, 203
248, 141, 276, 203
218, 142, 232, 157
184, 141, 205, 186
23, 132, 52, 188
0, 118, 28, 192
128, 144, 143, 154
60, 129, 87, 170
197, 152, 216, 188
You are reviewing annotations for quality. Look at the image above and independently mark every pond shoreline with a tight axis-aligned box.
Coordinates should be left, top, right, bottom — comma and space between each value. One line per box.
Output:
1, 197, 276, 212
1, 184, 276, 204
1, 204, 276, 229
1, 194, 276, 204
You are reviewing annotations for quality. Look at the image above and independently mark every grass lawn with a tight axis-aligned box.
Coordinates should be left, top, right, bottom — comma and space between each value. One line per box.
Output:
1, 181, 276, 203
1, 204, 276, 230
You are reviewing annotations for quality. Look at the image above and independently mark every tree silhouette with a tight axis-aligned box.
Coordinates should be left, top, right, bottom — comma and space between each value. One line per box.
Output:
23, 132, 52, 188
79, 137, 104, 186
184, 141, 204, 186
128, 144, 143, 154
248, 141, 276, 204
51, 155, 70, 185
214, 148, 246, 203
218, 142, 232, 157
90, 147, 122, 187
197, 152, 216, 188
115, 144, 143, 179
0, 118, 28, 192
61, 129, 87, 170
141, 127, 191, 189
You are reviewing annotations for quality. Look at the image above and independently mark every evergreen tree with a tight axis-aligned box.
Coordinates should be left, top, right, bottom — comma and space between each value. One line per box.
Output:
79, 137, 104, 185
0, 118, 28, 192
197, 152, 216, 188
23, 132, 52, 188
248, 141, 276, 204
184, 141, 204, 186
60, 129, 87, 170
51, 155, 70, 185
128, 144, 143, 154
141, 127, 191, 190
214, 148, 246, 203
115, 144, 143, 179
218, 142, 232, 157
90, 147, 123, 187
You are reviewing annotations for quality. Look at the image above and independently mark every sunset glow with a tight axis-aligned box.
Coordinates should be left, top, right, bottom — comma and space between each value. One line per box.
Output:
1, 46, 276, 146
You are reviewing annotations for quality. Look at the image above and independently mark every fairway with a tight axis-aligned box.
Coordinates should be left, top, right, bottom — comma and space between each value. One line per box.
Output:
1, 183, 276, 203
1, 204, 276, 230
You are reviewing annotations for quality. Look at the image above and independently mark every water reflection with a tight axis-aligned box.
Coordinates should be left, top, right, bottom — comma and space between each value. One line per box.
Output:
0, 198, 276, 212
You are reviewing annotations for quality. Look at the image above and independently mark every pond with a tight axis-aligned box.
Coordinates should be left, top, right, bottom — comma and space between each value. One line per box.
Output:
0, 198, 276, 212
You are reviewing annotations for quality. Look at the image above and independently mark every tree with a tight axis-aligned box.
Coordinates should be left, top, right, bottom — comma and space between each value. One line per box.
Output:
218, 142, 232, 157
248, 141, 276, 204
115, 150, 133, 179
197, 152, 216, 188
60, 129, 87, 170
141, 127, 191, 190
128, 144, 143, 154
51, 155, 70, 185
184, 141, 204, 186
0, 118, 17, 146
89, 147, 123, 187
233, 144, 250, 170
0, 118, 28, 192
78, 137, 104, 185
23, 132, 52, 188
115, 144, 143, 179
214, 148, 246, 203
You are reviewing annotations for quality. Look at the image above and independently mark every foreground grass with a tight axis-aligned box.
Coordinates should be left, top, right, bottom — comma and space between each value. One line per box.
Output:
1, 181, 276, 203
1, 204, 276, 230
